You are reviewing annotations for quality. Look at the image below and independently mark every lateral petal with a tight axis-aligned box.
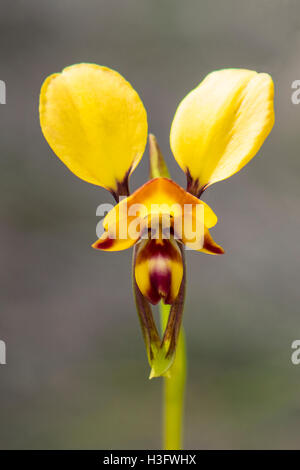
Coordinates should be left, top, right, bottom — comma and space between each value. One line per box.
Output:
39, 63, 148, 194
170, 69, 274, 195
93, 178, 218, 252
197, 227, 225, 255
103, 177, 217, 231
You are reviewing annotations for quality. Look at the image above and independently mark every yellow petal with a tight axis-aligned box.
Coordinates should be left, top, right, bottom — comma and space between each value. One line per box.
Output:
39, 63, 148, 193
170, 69, 274, 195
92, 231, 137, 252
135, 238, 183, 305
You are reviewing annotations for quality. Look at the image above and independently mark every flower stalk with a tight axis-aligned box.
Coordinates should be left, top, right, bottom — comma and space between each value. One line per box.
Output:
160, 301, 186, 450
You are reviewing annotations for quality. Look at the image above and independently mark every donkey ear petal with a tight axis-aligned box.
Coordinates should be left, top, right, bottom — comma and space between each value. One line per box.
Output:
170, 69, 274, 195
40, 63, 148, 195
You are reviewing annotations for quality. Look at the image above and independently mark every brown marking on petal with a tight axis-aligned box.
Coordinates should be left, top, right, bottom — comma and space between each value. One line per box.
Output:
204, 243, 224, 255
110, 167, 131, 202
186, 167, 208, 198
149, 269, 172, 305
146, 286, 161, 305
137, 238, 182, 264
203, 229, 225, 255
92, 234, 114, 250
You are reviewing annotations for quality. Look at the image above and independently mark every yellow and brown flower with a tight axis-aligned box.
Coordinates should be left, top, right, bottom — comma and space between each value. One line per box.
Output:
39, 64, 274, 375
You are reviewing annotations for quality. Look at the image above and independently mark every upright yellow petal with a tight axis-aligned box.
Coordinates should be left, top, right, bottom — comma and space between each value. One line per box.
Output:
170, 69, 274, 195
39, 63, 148, 194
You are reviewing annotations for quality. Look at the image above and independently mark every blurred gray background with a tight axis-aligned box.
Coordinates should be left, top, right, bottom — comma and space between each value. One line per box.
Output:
0, 0, 300, 449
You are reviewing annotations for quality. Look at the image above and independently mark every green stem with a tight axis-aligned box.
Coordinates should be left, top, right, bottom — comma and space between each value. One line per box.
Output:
159, 301, 186, 450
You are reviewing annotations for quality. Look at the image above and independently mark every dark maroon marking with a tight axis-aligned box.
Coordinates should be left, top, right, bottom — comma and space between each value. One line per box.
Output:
137, 239, 181, 264
149, 269, 172, 305
203, 237, 224, 254
110, 168, 131, 202
186, 167, 208, 198
94, 236, 114, 250
146, 286, 161, 305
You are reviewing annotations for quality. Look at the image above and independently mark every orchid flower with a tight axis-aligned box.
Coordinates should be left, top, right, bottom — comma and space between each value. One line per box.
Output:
39, 64, 274, 448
